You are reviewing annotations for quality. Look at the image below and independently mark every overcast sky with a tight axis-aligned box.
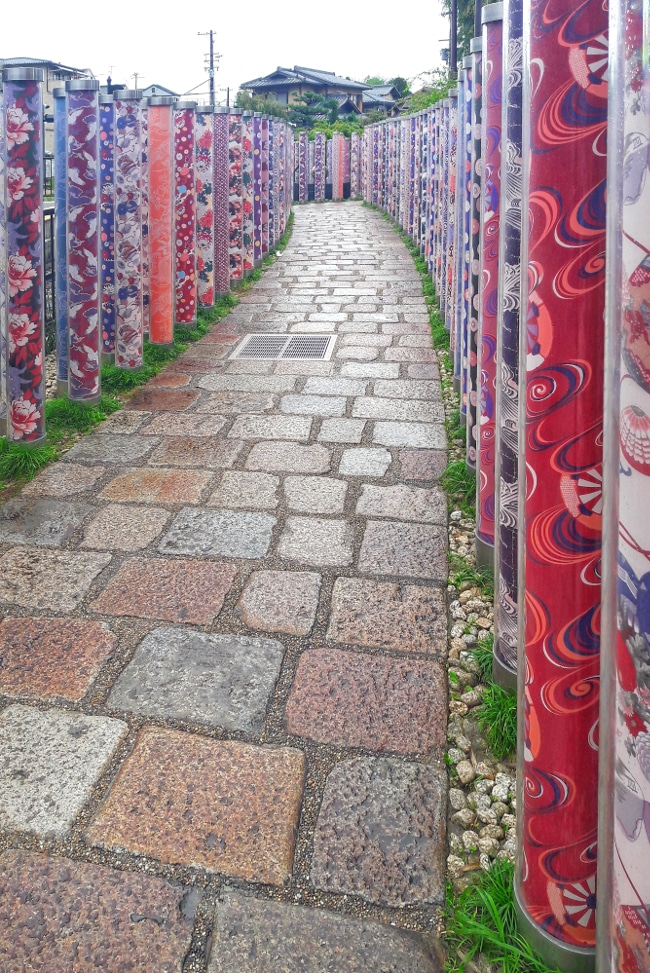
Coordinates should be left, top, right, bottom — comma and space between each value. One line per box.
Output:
5, 0, 450, 103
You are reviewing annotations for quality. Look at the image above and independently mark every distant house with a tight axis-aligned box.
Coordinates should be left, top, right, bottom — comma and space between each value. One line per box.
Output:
141, 83, 178, 99
361, 83, 402, 116
240, 65, 368, 113
0, 57, 93, 154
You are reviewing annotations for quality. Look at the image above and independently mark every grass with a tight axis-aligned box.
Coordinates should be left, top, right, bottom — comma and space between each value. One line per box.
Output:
442, 460, 477, 517
445, 860, 561, 973
476, 682, 518, 760
0, 438, 58, 483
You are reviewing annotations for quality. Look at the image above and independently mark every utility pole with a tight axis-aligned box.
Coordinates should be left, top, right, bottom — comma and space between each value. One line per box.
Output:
450, 0, 458, 76
132, 72, 141, 89
198, 30, 221, 107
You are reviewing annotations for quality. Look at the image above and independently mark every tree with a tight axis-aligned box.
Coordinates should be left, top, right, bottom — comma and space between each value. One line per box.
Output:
234, 90, 288, 118
363, 75, 387, 87
287, 92, 339, 129
389, 77, 411, 97
441, 0, 484, 63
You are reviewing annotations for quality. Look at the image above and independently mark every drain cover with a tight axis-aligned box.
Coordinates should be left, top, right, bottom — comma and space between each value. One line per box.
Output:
230, 334, 336, 361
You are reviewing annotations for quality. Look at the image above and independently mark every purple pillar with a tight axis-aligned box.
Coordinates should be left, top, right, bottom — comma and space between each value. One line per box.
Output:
196, 106, 215, 308
213, 108, 230, 295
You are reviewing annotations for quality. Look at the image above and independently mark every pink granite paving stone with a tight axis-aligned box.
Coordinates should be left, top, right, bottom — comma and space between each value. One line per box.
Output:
0, 850, 197, 973
399, 449, 448, 482
0, 548, 112, 613
20, 462, 106, 498
100, 468, 214, 505
0, 616, 116, 701
148, 437, 243, 470
81, 504, 170, 552
123, 388, 200, 411
87, 728, 305, 885
146, 371, 192, 388
286, 648, 446, 754
238, 570, 321, 635
91, 557, 237, 624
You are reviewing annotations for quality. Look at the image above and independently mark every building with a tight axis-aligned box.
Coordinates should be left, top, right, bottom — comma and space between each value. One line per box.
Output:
361, 83, 402, 116
141, 83, 178, 99
240, 65, 368, 112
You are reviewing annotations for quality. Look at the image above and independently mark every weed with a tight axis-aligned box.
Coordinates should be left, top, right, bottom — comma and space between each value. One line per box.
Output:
469, 639, 494, 685
442, 460, 476, 515
44, 395, 121, 435
445, 860, 560, 973
0, 439, 57, 482
476, 683, 518, 760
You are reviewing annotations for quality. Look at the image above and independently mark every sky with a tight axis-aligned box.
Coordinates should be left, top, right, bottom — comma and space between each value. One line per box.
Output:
4, 0, 450, 104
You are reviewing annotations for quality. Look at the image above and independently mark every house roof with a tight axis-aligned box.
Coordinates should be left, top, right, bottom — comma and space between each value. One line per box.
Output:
241, 65, 366, 92
363, 84, 399, 99
362, 90, 396, 109
141, 83, 178, 97
0, 57, 92, 76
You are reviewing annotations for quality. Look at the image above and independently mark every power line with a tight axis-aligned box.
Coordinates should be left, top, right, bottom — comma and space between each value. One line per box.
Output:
197, 30, 221, 107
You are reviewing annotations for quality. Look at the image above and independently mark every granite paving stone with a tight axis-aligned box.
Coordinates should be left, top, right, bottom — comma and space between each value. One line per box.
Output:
140, 413, 227, 437
338, 447, 392, 478
0, 705, 128, 837
159, 508, 276, 559
123, 388, 200, 411
327, 577, 447, 653
286, 648, 447, 754
279, 394, 347, 418
87, 728, 305, 884
174, 355, 224, 373
66, 434, 159, 465
100, 468, 214, 505
226, 360, 275, 375
148, 437, 243, 469
0, 617, 117, 701
399, 334, 436, 347
359, 521, 448, 580
91, 557, 236, 624
340, 362, 400, 379
0, 850, 197, 973
184, 342, 231, 358
108, 627, 285, 732
353, 397, 445, 423
284, 475, 347, 514
93, 410, 152, 434
338, 321, 378, 333
288, 321, 337, 333
208, 472, 280, 509
341, 333, 392, 346
310, 755, 446, 907
302, 376, 367, 397
81, 504, 170, 551
246, 442, 331, 474
0, 498, 93, 547
208, 892, 440, 973
408, 363, 440, 379
196, 391, 275, 413
374, 379, 443, 400
278, 517, 354, 567
356, 484, 447, 524
385, 347, 437, 362
336, 346, 378, 361
399, 449, 448, 481
373, 421, 446, 450
382, 321, 431, 335
198, 374, 297, 394
228, 415, 312, 440
20, 462, 106, 498
0, 548, 111, 613
318, 418, 365, 443
237, 570, 321, 635
273, 360, 334, 376
146, 370, 192, 387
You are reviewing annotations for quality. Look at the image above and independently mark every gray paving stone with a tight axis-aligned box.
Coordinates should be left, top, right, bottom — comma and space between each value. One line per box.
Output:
374, 379, 442, 399
94, 410, 151, 434
340, 362, 400, 379
0, 499, 93, 547
196, 392, 276, 414
273, 360, 333, 376
284, 475, 347, 514
318, 418, 366, 444
198, 374, 297, 394
373, 422, 446, 449
20, 463, 106, 498
80, 504, 170, 551
339, 447, 392, 478
159, 508, 276, 559
238, 570, 321, 636
303, 376, 367, 397
148, 438, 244, 470
208, 472, 280, 510
0, 547, 111, 612
228, 415, 312, 441
311, 756, 446, 907
0, 704, 127, 837
351, 312, 399, 322
140, 413, 227, 437
288, 321, 336, 333
278, 517, 354, 567
357, 484, 447, 524
108, 627, 284, 732
338, 321, 378, 333
279, 394, 347, 418
225, 361, 274, 374
307, 312, 347, 322
353, 397, 445, 423
246, 442, 331, 474
65, 434, 159, 464
359, 521, 447, 579
336, 346, 378, 361
208, 892, 440, 973
341, 334, 392, 347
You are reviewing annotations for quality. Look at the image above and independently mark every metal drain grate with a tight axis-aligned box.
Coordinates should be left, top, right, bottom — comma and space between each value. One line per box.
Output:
230, 334, 336, 361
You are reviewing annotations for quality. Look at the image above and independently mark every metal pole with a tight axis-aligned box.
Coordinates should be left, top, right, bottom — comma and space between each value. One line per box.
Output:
450, 0, 458, 76
209, 30, 215, 108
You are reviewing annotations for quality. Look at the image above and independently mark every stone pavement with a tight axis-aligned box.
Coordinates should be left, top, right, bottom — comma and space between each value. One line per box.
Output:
0, 202, 448, 972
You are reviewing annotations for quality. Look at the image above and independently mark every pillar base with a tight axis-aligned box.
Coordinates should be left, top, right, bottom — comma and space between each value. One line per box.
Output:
475, 533, 494, 570
514, 878, 595, 973
459, 410, 467, 426
56, 379, 68, 398
102, 352, 114, 365
149, 340, 174, 348
69, 392, 102, 408
492, 649, 517, 692
453, 376, 460, 393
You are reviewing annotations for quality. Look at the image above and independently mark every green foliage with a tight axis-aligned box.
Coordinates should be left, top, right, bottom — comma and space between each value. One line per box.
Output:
363, 75, 387, 86
442, 460, 476, 515
408, 69, 454, 112
445, 860, 561, 973
477, 683, 518, 759
309, 118, 365, 139
440, 0, 475, 62
234, 90, 288, 119
0, 438, 57, 483
388, 76, 410, 97
469, 638, 494, 685
288, 92, 339, 129
44, 395, 120, 435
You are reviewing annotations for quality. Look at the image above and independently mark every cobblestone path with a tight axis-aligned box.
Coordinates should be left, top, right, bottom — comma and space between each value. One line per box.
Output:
0, 202, 447, 972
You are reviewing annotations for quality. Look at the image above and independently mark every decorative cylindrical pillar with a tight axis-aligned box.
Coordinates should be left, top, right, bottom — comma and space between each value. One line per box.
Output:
460, 54, 473, 415
476, 3, 503, 568
446, 91, 458, 336
229, 110, 244, 277
493, 0, 523, 688
466, 37, 483, 470
253, 113, 263, 266
314, 131, 325, 203
147, 96, 175, 345
598, 1, 650, 970
65, 79, 101, 404
343, 135, 350, 199
3, 68, 46, 442
453, 76, 467, 397
277, 122, 285, 237
173, 101, 196, 325
241, 112, 254, 276
114, 89, 144, 369
53, 86, 68, 393
213, 107, 230, 295
99, 94, 116, 361
298, 131, 307, 203
141, 100, 150, 335
261, 116, 270, 255
196, 105, 215, 307
351, 130, 360, 199
268, 119, 275, 247
0, 82, 5, 436
515, 0, 608, 966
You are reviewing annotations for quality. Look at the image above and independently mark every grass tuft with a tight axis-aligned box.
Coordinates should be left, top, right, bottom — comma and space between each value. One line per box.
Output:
0, 438, 58, 482
476, 683, 518, 760
441, 460, 476, 516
